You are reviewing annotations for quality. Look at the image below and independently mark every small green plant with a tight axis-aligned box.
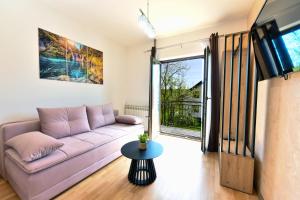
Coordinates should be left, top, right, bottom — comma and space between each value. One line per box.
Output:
138, 133, 149, 143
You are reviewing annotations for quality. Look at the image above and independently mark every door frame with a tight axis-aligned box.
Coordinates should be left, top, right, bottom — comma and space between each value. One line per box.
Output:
201, 47, 210, 153
160, 55, 205, 140
160, 55, 204, 64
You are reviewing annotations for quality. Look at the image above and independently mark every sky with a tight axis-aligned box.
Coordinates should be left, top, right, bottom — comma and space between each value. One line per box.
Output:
184, 58, 204, 88
162, 58, 203, 88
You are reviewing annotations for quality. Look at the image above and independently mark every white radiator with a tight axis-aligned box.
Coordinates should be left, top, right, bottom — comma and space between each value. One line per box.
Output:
124, 104, 149, 131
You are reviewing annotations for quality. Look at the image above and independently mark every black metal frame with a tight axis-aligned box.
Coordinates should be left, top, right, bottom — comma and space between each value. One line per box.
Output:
261, 25, 283, 74
220, 36, 227, 152
243, 32, 252, 156
220, 31, 258, 158
235, 33, 243, 155
160, 55, 204, 64
227, 34, 235, 154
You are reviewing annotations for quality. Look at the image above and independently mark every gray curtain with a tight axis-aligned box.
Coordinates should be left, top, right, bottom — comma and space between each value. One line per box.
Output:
207, 33, 220, 152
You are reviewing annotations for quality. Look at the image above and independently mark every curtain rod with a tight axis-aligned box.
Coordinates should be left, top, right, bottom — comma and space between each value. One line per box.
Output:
144, 30, 249, 53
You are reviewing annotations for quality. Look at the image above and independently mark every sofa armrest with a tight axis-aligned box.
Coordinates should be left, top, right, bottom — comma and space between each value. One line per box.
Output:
0, 120, 40, 179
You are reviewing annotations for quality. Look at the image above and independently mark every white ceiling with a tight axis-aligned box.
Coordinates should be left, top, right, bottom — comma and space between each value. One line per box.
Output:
39, 0, 255, 46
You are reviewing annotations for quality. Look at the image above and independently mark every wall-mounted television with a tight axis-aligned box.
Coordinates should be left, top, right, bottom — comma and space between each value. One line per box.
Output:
280, 26, 300, 71
252, 0, 300, 80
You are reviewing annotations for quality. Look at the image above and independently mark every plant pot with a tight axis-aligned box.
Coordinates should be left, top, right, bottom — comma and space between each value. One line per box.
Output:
139, 142, 147, 150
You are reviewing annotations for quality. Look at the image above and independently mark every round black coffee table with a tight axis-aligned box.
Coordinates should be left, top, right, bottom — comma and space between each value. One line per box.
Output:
121, 140, 163, 186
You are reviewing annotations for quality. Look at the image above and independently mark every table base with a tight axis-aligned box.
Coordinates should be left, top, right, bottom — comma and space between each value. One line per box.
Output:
128, 159, 156, 185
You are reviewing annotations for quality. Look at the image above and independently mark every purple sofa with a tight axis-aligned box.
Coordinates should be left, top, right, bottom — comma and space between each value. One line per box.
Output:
0, 105, 143, 200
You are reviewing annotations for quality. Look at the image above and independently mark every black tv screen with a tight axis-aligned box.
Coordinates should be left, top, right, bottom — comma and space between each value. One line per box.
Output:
252, 0, 300, 80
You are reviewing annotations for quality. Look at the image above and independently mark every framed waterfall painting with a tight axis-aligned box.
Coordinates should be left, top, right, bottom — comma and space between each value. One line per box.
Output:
38, 28, 103, 84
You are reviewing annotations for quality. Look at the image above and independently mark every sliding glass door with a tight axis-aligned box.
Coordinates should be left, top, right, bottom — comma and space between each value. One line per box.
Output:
148, 57, 161, 139
201, 47, 211, 153
160, 56, 203, 139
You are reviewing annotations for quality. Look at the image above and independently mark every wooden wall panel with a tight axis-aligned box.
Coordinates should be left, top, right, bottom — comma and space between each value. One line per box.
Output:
220, 152, 254, 194
255, 72, 300, 200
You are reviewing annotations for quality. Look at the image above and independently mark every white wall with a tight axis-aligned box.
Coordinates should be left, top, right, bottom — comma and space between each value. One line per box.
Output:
0, 0, 127, 124
125, 42, 153, 106
157, 18, 248, 60
125, 18, 248, 106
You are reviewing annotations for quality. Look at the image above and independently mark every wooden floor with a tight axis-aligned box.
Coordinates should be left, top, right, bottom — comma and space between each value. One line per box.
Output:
0, 135, 258, 200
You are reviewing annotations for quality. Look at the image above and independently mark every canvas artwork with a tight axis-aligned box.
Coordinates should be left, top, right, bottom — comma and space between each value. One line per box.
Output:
39, 28, 103, 84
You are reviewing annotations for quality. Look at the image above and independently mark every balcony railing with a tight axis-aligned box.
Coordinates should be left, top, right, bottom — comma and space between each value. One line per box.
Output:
160, 101, 202, 134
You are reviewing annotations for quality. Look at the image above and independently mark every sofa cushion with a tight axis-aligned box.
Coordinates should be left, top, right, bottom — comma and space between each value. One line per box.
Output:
105, 123, 144, 136
86, 105, 105, 129
92, 127, 129, 139
73, 132, 113, 147
67, 106, 91, 136
86, 104, 115, 129
5, 131, 63, 162
4, 134, 134, 198
5, 134, 108, 175
5, 148, 67, 174
37, 107, 69, 138
115, 115, 142, 125
58, 137, 94, 158
37, 106, 90, 138
102, 104, 116, 125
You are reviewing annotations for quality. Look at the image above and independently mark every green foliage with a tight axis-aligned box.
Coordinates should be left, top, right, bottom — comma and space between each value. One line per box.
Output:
293, 66, 300, 72
160, 61, 191, 102
191, 87, 201, 98
138, 133, 149, 143
160, 60, 202, 132
174, 114, 194, 127
173, 114, 201, 130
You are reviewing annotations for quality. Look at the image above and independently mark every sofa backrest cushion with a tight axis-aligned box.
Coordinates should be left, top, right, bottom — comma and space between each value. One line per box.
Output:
86, 105, 105, 129
37, 106, 90, 138
37, 107, 69, 138
86, 104, 115, 130
102, 104, 116, 125
67, 106, 91, 136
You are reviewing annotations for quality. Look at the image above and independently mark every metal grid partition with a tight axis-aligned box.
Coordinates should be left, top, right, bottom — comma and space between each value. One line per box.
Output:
220, 31, 258, 158
219, 30, 258, 194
